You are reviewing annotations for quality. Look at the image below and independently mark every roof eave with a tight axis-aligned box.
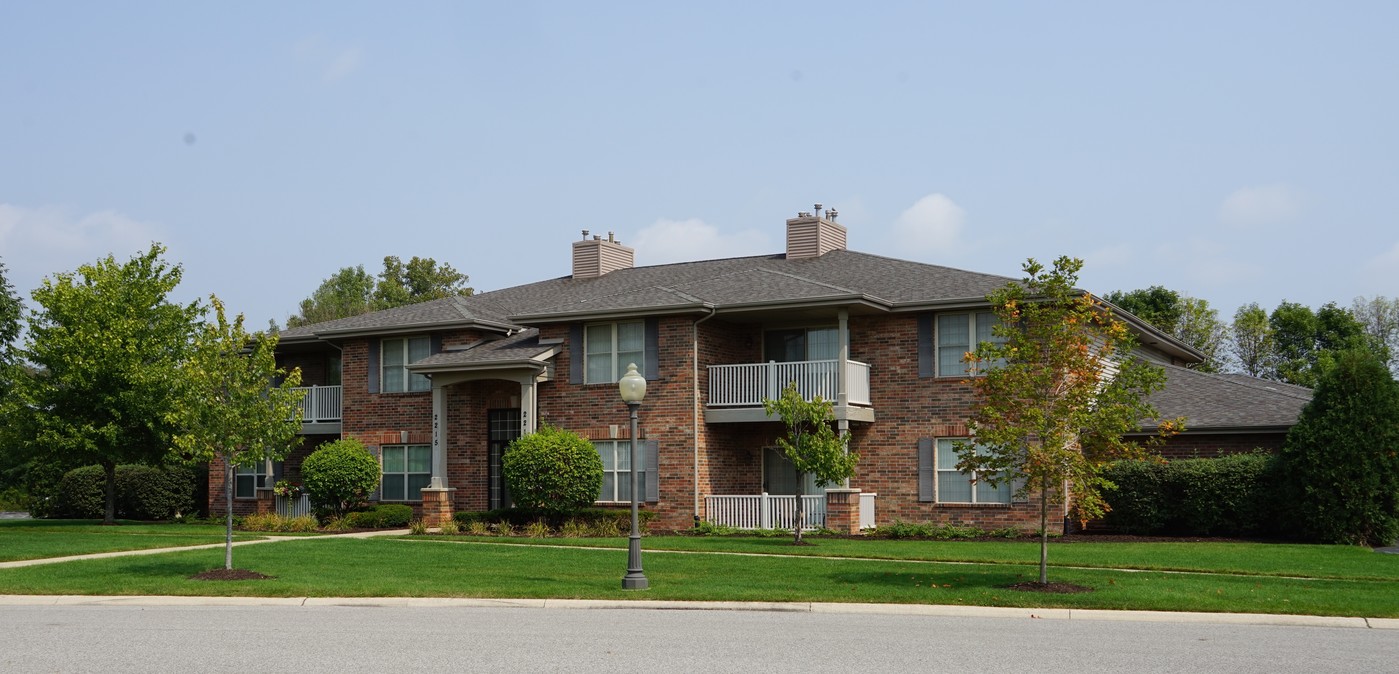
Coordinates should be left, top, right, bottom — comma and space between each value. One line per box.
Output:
314, 318, 519, 339
509, 303, 714, 324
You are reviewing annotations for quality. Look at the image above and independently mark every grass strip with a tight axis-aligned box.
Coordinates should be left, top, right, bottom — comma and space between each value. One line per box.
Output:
1, 537, 1396, 618
415, 535, 1399, 581
0, 520, 266, 562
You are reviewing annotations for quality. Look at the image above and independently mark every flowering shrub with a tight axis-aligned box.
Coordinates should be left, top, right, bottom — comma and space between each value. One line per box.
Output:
272, 480, 304, 499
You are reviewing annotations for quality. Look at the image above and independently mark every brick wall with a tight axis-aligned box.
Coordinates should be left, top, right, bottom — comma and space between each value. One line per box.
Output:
1152, 432, 1287, 460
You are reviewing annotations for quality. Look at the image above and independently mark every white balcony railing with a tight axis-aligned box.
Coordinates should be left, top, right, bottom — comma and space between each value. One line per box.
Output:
276, 493, 313, 518
704, 493, 827, 531
292, 385, 342, 423
707, 360, 871, 407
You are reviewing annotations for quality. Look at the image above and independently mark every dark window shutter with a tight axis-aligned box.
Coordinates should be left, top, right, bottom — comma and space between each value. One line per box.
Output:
368, 445, 382, 501
569, 324, 584, 384
367, 340, 381, 394
917, 315, 934, 378
644, 318, 660, 380
430, 334, 443, 355
918, 438, 934, 502
644, 440, 659, 503
273, 461, 284, 482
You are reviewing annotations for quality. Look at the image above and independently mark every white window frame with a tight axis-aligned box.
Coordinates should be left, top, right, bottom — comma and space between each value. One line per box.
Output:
381, 336, 431, 393
935, 438, 1011, 505
380, 444, 432, 502
595, 440, 646, 503
935, 311, 1006, 377
584, 321, 645, 384
234, 463, 267, 499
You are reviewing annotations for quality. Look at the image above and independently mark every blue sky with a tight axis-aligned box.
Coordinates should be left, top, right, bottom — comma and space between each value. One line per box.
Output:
3, 2, 1396, 328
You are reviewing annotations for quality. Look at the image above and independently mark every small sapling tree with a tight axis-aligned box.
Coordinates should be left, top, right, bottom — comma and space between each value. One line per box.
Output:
960, 256, 1178, 585
763, 382, 857, 544
169, 296, 304, 570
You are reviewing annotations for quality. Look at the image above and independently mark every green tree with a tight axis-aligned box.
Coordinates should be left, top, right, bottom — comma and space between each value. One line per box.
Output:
286, 256, 473, 327
168, 296, 304, 569
1104, 286, 1183, 332
963, 257, 1177, 585
301, 438, 381, 518
1230, 303, 1273, 378
1105, 286, 1227, 371
286, 265, 376, 328
502, 425, 603, 516
14, 244, 201, 524
372, 255, 473, 309
762, 382, 857, 544
1276, 349, 1399, 545
0, 259, 25, 498
1269, 300, 1378, 387
1351, 295, 1399, 375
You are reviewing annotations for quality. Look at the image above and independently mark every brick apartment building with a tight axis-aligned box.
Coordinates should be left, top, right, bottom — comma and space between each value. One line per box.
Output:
210, 207, 1309, 533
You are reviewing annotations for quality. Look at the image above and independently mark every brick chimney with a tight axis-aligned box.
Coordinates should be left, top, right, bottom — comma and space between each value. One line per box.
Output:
572, 230, 635, 279
785, 204, 847, 259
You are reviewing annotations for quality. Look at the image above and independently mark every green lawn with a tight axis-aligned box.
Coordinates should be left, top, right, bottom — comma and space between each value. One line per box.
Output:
0, 533, 1397, 618
0, 520, 269, 562
438, 535, 1399, 581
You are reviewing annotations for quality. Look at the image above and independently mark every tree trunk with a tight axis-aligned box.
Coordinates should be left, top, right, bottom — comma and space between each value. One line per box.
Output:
102, 461, 116, 525
1039, 475, 1049, 585
225, 460, 234, 570
793, 473, 805, 545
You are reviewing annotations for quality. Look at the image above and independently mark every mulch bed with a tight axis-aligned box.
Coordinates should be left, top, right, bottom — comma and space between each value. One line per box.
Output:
189, 569, 275, 581
1003, 581, 1095, 594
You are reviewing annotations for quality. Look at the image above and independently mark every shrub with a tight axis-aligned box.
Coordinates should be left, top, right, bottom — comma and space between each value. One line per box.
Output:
240, 513, 317, 532
409, 519, 428, 535
1277, 349, 1399, 545
501, 425, 602, 516
439, 519, 460, 535
465, 521, 490, 536
343, 504, 415, 529
1103, 454, 1277, 537
524, 520, 551, 538
302, 439, 380, 517
1101, 460, 1171, 534
54, 464, 196, 520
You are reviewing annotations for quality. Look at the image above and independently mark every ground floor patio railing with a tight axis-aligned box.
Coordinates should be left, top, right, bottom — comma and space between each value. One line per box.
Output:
276, 493, 313, 518
704, 494, 827, 531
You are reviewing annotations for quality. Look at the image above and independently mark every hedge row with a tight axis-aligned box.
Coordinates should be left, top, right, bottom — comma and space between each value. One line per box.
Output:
340, 504, 414, 528
1102, 453, 1276, 537
454, 507, 657, 529
55, 464, 197, 520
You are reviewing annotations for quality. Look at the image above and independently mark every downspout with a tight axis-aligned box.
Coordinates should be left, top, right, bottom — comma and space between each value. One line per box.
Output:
693, 307, 717, 526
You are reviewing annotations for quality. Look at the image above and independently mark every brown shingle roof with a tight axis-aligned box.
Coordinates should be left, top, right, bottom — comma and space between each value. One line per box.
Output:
1146, 364, 1312, 432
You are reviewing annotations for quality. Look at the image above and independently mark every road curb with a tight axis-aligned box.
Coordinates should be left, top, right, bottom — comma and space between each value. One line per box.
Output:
0, 594, 1389, 628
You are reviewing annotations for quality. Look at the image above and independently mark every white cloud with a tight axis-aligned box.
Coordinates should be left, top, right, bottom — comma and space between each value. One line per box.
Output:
1218, 185, 1301, 226
631, 218, 772, 266
0, 203, 163, 294
891, 193, 966, 255
324, 48, 363, 82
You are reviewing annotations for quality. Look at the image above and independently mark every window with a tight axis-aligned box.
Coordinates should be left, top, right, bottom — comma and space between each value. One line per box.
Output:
596, 440, 646, 502
381, 444, 432, 501
936, 312, 1005, 376
234, 463, 268, 499
763, 327, 838, 362
382, 337, 431, 392
936, 439, 1010, 504
585, 322, 644, 384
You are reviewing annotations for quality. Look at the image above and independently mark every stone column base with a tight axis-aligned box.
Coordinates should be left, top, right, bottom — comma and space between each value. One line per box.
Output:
824, 488, 862, 535
419, 488, 457, 527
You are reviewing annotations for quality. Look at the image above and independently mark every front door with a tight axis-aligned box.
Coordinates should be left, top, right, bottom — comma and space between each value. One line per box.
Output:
487, 409, 521, 510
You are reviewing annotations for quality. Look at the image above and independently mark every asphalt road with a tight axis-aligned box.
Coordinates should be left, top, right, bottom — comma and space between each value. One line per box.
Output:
2, 603, 1395, 673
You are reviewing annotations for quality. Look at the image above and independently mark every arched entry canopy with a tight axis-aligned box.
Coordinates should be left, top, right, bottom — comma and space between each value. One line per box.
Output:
407, 329, 560, 490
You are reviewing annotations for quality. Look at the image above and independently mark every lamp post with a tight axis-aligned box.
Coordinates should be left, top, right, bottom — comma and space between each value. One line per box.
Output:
618, 362, 649, 590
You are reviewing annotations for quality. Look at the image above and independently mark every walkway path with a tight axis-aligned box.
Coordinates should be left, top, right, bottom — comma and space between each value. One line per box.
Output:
0, 528, 409, 570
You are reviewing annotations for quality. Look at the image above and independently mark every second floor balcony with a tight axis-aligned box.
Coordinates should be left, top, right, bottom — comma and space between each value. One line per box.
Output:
291, 385, 342, 433
706, 359, 874, 423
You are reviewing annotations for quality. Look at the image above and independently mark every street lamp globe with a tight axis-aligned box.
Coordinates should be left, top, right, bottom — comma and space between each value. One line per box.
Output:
619, 363, 646, 403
